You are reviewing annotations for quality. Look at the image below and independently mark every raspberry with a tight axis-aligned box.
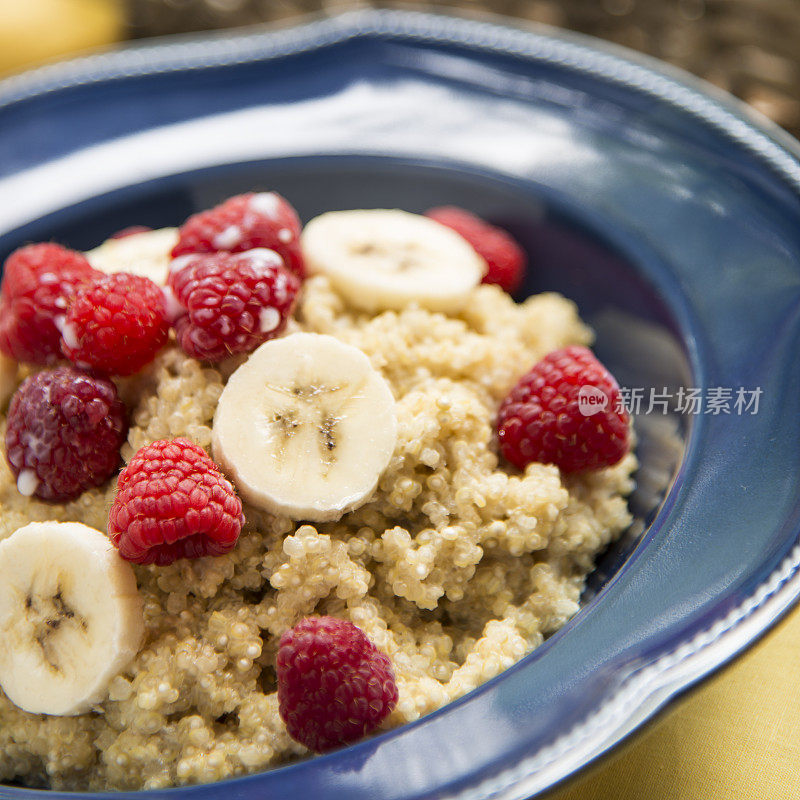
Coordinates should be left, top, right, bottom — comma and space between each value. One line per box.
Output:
497, 346, 630, 473
109, 438, 244, 566
172, 192, 305, 279
4, 367, 127, 502
425, 206, 527, 293
62, 273, 170, 376
277, 616, 398, 753
167, 249, 300, 362
0, 243, 101, 364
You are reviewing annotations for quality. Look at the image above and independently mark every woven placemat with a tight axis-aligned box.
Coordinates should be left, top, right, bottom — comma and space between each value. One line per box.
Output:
128, 0, 800, 138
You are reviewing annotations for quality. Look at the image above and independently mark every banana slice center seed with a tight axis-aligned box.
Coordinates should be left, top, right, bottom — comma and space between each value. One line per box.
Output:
350, 240, 428, 274
263, 378, 366, 477
24, 586, 88, 672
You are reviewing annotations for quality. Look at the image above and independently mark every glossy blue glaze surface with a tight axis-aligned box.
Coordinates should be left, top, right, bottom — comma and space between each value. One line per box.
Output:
0, 10, 799, 799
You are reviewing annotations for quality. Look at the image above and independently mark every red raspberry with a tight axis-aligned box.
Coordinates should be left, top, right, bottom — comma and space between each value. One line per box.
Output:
110, 225, 152, 239
277, 616, 398, 753
4, 367, 127, 502
167, 249, 300, 362
109, 437, 244, 566
497, 346, 630, 473
61, 273, 170, 376
425, 206, 527, 293
0, 244, 102, 364
172, 192, 305, 279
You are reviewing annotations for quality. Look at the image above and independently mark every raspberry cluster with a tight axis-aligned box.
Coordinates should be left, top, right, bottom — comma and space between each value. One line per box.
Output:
0, 192, 306, 375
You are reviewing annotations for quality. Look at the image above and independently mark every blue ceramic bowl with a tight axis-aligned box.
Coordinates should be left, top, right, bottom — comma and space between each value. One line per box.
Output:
1, 10, 800, 799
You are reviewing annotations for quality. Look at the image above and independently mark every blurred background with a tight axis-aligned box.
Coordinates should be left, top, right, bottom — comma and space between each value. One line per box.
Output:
0, 0, 797, 138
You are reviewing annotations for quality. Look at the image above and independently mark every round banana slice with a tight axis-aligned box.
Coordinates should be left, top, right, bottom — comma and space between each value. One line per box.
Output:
213, 332, 398, 522
0, 353, 17, 410
301, 209, 486, 313
86, 227, 178, 285
0, 522, 145, 716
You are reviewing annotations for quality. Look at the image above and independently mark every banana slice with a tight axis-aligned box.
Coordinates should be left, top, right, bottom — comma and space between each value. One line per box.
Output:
86, 227, 178, 285
0, 522, 145, 716
213, 332, 397, 522
0, 353, 17, 410
301, 209, 486, 313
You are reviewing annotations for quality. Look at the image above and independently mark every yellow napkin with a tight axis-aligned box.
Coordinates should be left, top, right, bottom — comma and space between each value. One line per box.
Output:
551, 602, 800, 799
0, 0, 124, 77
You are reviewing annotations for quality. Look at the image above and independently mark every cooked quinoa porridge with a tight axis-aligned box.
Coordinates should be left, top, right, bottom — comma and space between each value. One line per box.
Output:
0, 199, 635, 790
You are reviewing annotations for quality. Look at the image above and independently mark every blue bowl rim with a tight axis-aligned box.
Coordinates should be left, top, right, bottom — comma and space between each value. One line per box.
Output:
0, 9, 799, 799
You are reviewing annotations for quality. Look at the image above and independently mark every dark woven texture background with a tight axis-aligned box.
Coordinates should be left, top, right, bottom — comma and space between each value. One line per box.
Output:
129, 0, 800, 138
